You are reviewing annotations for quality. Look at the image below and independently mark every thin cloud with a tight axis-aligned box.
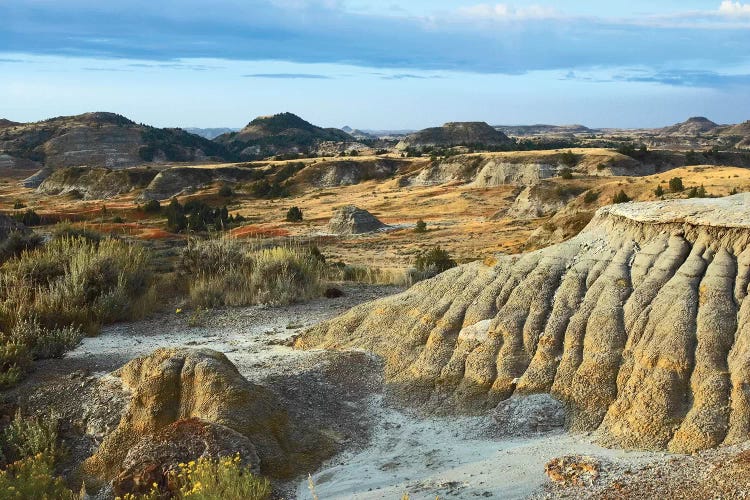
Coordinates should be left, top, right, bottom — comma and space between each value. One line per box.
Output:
380, 74, 442, 80
616, 69, 750, 88
242, 73, 332, 79
719, 1, 750, 16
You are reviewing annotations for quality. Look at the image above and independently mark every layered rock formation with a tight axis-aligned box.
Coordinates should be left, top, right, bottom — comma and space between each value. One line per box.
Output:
298, 193, 750, 453
292, 158, 405, 188
401, 150, 645, 187
139, 165, 264, 200
38, 166, 158, 199
327, 205, 386, 234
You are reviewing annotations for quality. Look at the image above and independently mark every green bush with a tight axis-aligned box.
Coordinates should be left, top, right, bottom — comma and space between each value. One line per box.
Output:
560, 150, 579, 168
0, 232, 43, 264
415, 247, 457, 276
414, 219, 427, 233
654, 185, 665, 197
686, 185, 708, 198
583, 190, 599, 204
0, 237, 155, 386
5, 318, 82, 360
0, 411, 61, 467
12, 201, 25, 210
669, 177, 684, 192
0, 453, 74, 499
285, 206, 303, 222
613, 190, 631, 204
219, 185, 234, 198
12, 210, 41, 226
559, 168, 573, 180
0, 236, 154, 333
118, 454, 270, 500
51, 223, 101, 243
142, 199, 161, 214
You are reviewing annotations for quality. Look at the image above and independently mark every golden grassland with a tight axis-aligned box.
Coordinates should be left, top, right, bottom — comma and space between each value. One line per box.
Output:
2, 161, 750, 269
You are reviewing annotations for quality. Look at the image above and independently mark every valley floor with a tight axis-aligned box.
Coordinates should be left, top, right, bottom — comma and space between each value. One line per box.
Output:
19, 283, 682, 500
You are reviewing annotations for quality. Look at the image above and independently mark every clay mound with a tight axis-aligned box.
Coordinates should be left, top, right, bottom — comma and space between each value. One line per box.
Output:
298, 193, 750, 453
398, 121, 513, 149
660, 116, 719, 136
327, 205, 386, 235
84, 348, 329, 482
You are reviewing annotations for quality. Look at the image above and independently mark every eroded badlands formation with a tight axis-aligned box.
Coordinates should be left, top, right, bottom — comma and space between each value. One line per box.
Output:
298, 193, 750, 454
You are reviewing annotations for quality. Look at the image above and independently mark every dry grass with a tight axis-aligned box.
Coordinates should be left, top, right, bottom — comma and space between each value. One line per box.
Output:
182, 238, 324, 308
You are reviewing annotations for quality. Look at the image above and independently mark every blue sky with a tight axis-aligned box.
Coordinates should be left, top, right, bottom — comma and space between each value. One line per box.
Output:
2, 1, 750, 129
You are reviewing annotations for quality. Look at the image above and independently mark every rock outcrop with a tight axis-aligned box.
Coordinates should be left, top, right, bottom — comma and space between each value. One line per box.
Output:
327, 206, 386, 235
401, 150, 646, 187
139, 165, 264, 200
298, 193, 750, 453
37, 166, 158, 199
292, 158, 405, 188
84, 348, 332, 483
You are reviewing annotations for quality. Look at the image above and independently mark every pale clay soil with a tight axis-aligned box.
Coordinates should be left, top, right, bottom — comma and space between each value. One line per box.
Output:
21, 284, 684, 499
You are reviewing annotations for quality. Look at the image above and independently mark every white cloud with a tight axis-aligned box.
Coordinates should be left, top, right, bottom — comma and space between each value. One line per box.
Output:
457, 3, 557, 21
719, 1, 750, 16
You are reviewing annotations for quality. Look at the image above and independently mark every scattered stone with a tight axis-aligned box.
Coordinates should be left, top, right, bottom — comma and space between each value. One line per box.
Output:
327, 205, 386, 235
545, 455, 601, 487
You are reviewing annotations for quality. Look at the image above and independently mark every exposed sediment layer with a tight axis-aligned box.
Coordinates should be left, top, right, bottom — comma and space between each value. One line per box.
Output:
297, 194, 750, 453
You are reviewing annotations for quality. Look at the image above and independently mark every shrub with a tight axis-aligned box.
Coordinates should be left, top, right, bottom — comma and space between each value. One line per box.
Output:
5, 318, 83, 360
12, 209, 41, 226
560, 150, 578, 168
182, 239, 323, 308
0, 411, 61, 466
0, 236, 154, 333
219, 185, 234, 198
0, 343, 31, 389
285, 206, 303, 222
0, 453, 74, 499
414, 219, 427, 233
559, 168, 573, 180
669, 177, 684, 192
583, 191, 599, 204
654, 185, 665, 197
12, 200, 25, 210
142, 199, 161, 214
0, 232, 43, 264
118, 454, 270, 500
415, 247, 457, 276
0, 237, 155, 385
687, 185, 708, 198
165, 199, 233, 233
612, 190, 631, 204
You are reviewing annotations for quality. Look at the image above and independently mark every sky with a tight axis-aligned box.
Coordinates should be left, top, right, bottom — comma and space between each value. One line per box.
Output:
1, 1, 750, 129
